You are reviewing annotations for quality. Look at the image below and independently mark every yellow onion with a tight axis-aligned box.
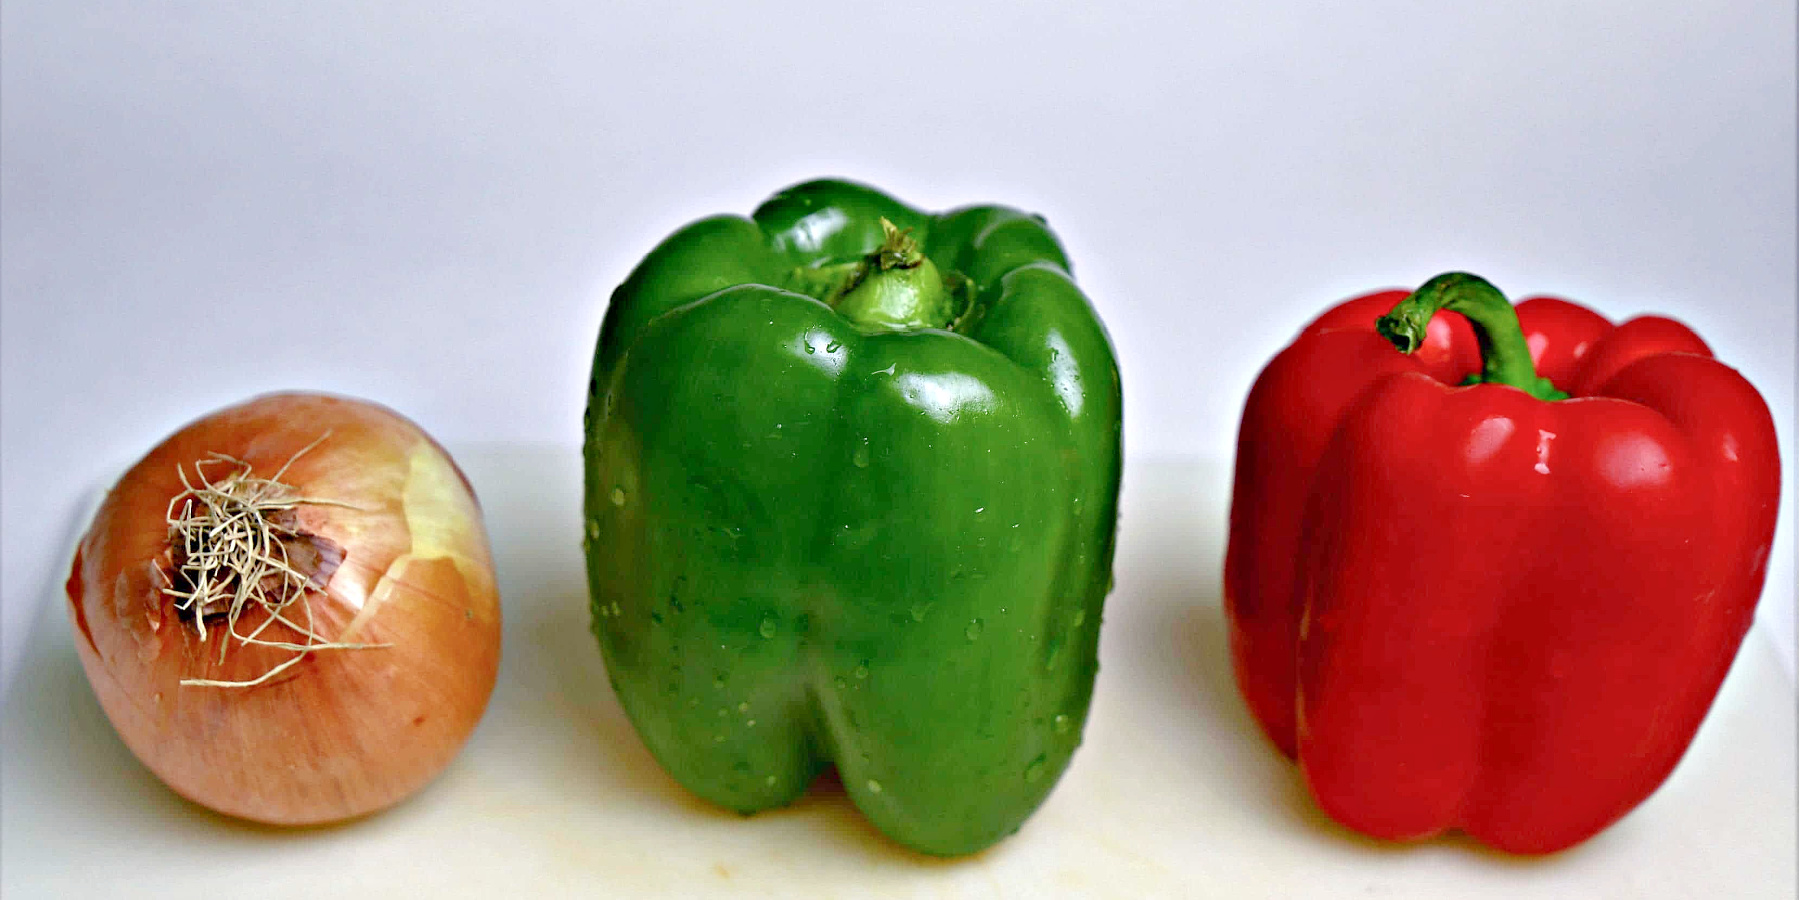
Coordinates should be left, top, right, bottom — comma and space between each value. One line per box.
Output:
64, 392, 501, 824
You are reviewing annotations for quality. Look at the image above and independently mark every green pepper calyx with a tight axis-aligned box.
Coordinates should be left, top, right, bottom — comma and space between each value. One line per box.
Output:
829, 218, 957, 333
1377, 271, 1568, 401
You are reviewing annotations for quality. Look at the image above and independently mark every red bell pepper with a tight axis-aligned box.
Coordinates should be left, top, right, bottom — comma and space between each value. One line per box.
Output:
1224, 272, 1781, 854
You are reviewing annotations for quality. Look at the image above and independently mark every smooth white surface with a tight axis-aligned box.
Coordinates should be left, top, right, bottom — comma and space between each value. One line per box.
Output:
2, 449, 1795, 898
1, 2, 1794, 696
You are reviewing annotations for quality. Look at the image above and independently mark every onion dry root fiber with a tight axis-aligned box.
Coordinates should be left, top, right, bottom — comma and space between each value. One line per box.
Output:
66, 392, 502, 825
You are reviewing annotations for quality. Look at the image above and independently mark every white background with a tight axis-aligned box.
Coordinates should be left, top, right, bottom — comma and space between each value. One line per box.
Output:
2, 1, 1794, 696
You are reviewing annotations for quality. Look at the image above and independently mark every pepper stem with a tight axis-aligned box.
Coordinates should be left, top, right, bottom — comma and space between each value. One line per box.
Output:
830, 218, 954, 332
1376, 272, 1568, 401
871, 216, 924, 270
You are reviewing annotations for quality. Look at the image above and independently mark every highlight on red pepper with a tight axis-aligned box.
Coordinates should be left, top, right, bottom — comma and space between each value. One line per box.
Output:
1223, 271, 1781, 855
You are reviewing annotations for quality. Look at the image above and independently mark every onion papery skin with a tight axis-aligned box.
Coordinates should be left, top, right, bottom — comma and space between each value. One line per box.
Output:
65, 392, 502, 825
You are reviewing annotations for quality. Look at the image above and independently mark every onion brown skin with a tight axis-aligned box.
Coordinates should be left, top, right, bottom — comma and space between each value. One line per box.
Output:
65, 392, 501, 825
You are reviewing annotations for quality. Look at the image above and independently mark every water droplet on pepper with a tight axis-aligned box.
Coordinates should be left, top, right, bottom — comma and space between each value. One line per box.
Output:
1025, 754, 1047, 783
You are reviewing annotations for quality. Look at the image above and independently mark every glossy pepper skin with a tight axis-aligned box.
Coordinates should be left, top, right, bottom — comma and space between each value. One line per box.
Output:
1224, 273, 1780, 855
582, 179, 1122, 856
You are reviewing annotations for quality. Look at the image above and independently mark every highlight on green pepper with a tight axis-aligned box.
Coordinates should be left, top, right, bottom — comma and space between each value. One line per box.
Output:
581, 179, 1124, 856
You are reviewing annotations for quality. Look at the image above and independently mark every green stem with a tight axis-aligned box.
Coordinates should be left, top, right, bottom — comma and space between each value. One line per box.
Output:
1376, 272, 1567, 401
830, 218, 954, 332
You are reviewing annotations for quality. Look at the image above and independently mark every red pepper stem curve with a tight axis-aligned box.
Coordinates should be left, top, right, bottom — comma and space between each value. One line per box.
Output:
1376, 272, 1569, 401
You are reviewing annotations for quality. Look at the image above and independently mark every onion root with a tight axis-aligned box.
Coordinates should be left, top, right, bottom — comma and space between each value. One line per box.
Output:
159, 432, 387, 688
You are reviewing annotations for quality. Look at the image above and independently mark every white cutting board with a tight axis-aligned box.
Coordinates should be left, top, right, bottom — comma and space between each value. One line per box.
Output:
4, 447, 1793, 898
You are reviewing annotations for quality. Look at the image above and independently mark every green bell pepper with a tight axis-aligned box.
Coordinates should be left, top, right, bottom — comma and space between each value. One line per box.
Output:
581, 179, 1123, 856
